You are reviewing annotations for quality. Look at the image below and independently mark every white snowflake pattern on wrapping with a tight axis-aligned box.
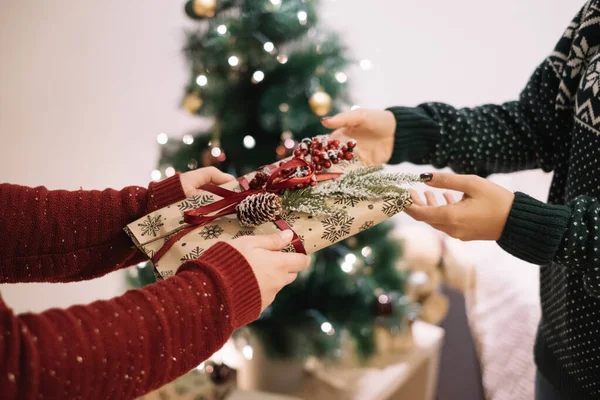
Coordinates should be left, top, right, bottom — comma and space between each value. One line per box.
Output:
199, 224, 224, 240
333, 196, 365, 208
359, 221, 375, 232
138, 215, 164, 237
381, 193, 413, 217
180, 246, 205, 262
178, 194, 214, 212
232, 230, 254, 239
321, 214, 354, 243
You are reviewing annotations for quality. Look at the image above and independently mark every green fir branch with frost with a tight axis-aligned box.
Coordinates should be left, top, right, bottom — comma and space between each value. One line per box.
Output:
280, 166, 423, 216
281, 187, 340, 217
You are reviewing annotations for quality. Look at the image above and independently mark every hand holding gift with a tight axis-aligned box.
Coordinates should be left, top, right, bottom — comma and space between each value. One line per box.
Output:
126, 136, 425, 279
226, 230, 311, 311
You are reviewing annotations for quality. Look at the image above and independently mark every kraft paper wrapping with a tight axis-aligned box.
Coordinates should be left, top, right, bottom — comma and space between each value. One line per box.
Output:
125, 154, 412, 279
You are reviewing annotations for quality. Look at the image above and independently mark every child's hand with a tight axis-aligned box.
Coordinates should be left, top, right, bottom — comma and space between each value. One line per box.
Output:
321, 109, 396, 165
180, 167, 235, 197
407, 173, 515, 241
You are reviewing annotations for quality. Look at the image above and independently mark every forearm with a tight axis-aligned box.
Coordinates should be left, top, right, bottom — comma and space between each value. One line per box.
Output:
498, 192, 600, 296
0, 175, 186, 282
0, 243, 261, 400
388, 59, 571, 175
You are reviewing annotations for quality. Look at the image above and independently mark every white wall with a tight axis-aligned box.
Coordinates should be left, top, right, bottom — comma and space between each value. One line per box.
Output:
0, 0, 582, 312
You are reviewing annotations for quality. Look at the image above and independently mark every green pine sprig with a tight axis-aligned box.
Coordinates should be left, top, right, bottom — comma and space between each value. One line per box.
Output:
280, 166, 423, 216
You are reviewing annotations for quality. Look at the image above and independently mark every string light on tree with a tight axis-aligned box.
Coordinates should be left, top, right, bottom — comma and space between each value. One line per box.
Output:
361, 246, 372, 257
165, 166, 176, 177
297, 11, 308, 25
157, 133, 168, 145
151, 169, 161, 182
276, 131, 295, 159
263, 42, 275, 54
284, 135, 296, 149
335, 71, 347, 83
217, 24, 227, 35
196, 74, 208, 87
360, 59, 372, 70
270, 0, 281, 5
192, 0, 216, 17
252, 70, 265, 84
211, 146, 222, 158
320, 322, 335, 335
243, 135, 256, 149
228, 55, 240, 67
187, 159, 198, 170
351, 105, 360, 111
276, 103, 297, 159
309, 88, 332, 116
277, 55, 288, 64
182, 134, 194, 145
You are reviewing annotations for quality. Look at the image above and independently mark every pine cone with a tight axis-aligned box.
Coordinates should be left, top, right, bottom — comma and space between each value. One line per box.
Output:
236, 192, 283, 227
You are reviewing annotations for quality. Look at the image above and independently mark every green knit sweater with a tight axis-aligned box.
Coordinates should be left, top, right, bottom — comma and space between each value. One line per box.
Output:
388, 1, 600, 398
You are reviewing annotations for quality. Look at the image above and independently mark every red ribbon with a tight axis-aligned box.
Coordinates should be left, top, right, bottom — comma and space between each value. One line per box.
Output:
150, 159, 341, 264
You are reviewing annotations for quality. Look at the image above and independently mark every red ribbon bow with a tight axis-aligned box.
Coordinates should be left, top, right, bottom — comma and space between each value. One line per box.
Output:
150, 158, 341, 264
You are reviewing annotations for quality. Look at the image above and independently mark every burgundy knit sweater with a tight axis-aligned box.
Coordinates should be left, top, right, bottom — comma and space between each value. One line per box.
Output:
0, 175, 261, 400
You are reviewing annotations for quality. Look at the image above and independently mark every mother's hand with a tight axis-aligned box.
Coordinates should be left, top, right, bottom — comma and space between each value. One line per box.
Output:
408, 173, 515, 241
180, 167, 235, 197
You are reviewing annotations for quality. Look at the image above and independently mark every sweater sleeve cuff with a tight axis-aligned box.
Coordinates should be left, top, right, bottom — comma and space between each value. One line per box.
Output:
497, 192, 571, 265
386, 106, 441, 165
147, 173, 186, 212
179, 242, 261, 329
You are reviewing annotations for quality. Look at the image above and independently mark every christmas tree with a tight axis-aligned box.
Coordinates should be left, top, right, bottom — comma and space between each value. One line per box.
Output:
129, 0, 416, 362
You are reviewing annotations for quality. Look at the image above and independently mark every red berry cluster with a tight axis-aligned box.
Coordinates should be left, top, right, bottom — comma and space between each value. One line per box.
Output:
293, 136, 356, 171
249, 168, 271, 189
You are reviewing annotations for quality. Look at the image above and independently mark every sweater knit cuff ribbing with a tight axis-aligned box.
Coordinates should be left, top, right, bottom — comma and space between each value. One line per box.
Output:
386, 106, 441, 165
180, 242, 261, 329
497, 192, 571, 265
147, 173, 187, 212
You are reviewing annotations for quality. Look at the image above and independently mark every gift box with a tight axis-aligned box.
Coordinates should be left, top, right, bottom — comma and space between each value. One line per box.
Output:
125, 136, 421, 279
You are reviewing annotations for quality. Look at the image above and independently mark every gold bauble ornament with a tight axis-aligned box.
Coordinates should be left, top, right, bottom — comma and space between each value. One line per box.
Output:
182, 92, 203, 114
192, 0, 216, 17
308, 89, 332, 116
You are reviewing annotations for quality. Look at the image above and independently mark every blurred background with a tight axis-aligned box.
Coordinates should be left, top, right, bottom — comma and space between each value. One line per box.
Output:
0, 1, 583, 399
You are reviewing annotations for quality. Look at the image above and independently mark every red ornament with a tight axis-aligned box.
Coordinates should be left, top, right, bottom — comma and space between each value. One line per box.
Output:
324, 160, 332, 169
341, 145, 348, 152
294, 149, 303, 158
316, 164, 323, 171
332, 158, 339, 164
347, 140, 356, 149
344, 152, 354, 160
